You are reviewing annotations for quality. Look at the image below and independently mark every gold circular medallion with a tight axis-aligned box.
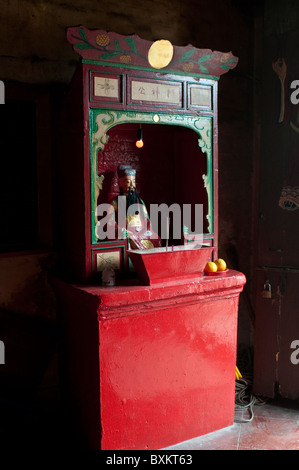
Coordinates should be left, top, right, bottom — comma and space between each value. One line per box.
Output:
148, 39, 173, 69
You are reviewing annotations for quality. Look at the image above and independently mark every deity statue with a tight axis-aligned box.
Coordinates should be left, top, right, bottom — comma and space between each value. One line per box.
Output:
109, 165, 162, 249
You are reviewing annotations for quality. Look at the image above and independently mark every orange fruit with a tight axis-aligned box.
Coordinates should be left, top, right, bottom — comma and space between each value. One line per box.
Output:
204, 261, 218, 273
214, 258, 226, 271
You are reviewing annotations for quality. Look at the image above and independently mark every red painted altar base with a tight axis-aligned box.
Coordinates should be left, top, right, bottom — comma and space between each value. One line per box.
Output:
54, 270, 245, 450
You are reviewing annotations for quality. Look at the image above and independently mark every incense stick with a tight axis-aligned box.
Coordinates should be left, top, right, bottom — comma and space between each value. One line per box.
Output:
166, 216, 169, 251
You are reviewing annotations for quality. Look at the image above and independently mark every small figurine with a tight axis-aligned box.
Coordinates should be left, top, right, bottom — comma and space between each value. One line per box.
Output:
101, 262, 115, 286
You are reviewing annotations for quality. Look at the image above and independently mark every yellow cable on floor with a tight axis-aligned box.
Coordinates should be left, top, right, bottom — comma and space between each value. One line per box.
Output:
236, 366, 242, 380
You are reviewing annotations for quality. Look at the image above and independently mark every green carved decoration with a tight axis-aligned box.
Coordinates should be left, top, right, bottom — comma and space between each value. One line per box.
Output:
90, 109, 213, 243
67, 26, 238, 78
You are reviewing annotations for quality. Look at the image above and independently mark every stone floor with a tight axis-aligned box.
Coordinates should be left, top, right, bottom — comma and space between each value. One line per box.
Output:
165, 399, 299, 450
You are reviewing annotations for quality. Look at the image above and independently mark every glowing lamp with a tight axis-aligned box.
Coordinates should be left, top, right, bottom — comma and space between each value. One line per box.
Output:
136, 128, 144, 148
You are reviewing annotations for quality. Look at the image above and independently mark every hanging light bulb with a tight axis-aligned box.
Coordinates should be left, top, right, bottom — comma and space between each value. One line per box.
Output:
136, 126, 144, 148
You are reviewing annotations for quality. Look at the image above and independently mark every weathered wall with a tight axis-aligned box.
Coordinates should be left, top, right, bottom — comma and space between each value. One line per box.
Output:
1, 0, 253, 84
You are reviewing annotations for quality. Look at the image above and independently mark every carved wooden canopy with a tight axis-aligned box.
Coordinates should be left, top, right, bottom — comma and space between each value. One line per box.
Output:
67, 26, 238, 79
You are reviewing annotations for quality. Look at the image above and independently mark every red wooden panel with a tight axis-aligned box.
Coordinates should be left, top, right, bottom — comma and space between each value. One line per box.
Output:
100, 295, 239, 449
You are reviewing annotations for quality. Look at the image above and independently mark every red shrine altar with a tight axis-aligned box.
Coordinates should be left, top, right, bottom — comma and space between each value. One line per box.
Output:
54, 26, 245, 450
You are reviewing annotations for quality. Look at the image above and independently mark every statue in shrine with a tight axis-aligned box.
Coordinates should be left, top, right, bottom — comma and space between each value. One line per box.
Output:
108, 165, 162, 249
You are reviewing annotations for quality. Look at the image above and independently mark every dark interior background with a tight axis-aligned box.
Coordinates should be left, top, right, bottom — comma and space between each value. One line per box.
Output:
0, 0, 298, 447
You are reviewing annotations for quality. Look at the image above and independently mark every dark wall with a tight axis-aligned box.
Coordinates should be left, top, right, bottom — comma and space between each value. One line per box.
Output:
257, 0, 299, 267
0, 0, 254, 84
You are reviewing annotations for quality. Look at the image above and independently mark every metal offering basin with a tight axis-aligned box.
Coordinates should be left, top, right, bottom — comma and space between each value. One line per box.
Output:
128, 245, 213, 285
